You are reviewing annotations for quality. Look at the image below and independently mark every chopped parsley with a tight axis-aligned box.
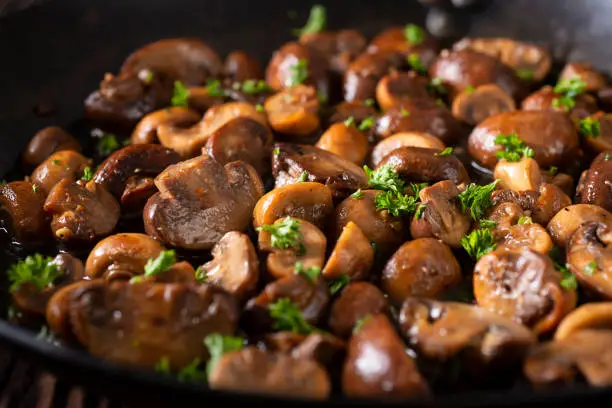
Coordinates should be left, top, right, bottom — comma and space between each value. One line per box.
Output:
404, 24, 425, 45
203, 334, 244, 376
579, 117, 601, 138
400, 108, 411, 117
353, 315, 372, 333
606, 153, 611, 161
460, 228, 496, 260
171, 80, 190, 107
344, 116, 356, 127
195, 266, 208, 283
548, 166, 559, 176
96, 132, 121, 157
297, 171, 309, 182
268, 298, 316, 335
143, 250, 176, 277
549, 246, 577, 291
317, 91, 328, 104
375, 190, 419, 217
464, 85, 476, 94
256, 216, 304, 253
364, 164, 405, 193
495, 133, 535, 162
240, 79, 272, 95
364, 98, 375, 107
273, 147, 280, 156
407, 53, 426, 74
155, 357, 171, 374
32, 184, 38, 193
584, 260, 597, 276
7, 254, 61, 293
552, 77, 586, 111
517, 216, 533, 225
177, 358, 207, 383
328, 275, 350, 295
409, 182, 428, 198
516, 69, 534, 81
457, 180, 499, 221
81, 167, 93, 181
414, 203, 426, 219
293, 4, 326, 36
479, 219, 497, 229
435, 147, 453, 157
206, 79, 227, 97
351, 189, 364, 199
295, 262, 321, 283
52, 159, 62, 165
428, 77, 447, 95
255, 103, 265, 112
288, 59, 309, 86
358, 116, 375, 131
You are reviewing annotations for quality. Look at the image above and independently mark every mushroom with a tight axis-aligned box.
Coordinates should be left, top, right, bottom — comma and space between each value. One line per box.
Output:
44, 179, 120, 243
580, 113, 612, 153
22, 127, 81, 169
567, 222, 612, 299
253, 182, 334, 230
451, 84, 516, 125
264, 85, 320, 136
272, 143, 368, 200
198, 231, 259, 299
131, 107, 201, 145
474, 247, 576, 335
224, 50, 263, 82
342, 314, 430, 398
328, 282, 389, 339
144, 154, 264, 250
326, 101, 378, 126
120, 177, 157, 215
468, 110, 579, 169
300, 29, 367, 75
46, 280, 93, 342
322, 221, 373, 281
498, 222, 554, 254
559, 62, 608, 93
376, 146, 470, 187
399, 298, 536, 378
209, 347, 330, 399
370, 131, 445, 167
343, 50, 405, 102
0, 181, 48, 243
521, 85, 598, 120
547, 204, 612, 249
369, 26, 439, 66
265, 42, 329, 94
555, 302, 612, 341
576, 150, 612, 212
31, 150, 92, 195
494, 158, 542, 192
452, 37, 552, 82
375, 71, 433, 111
156, 101, 267, 158
84, 233, 165, 280
261, 331, 346, 368
315, 122, 369, 165
68, 280, 238, 369
410, 180, 472, 248
486, 201, 525, 239
543, 171, 574, 198
258, 217, 326, 280
381, 238, 461, 305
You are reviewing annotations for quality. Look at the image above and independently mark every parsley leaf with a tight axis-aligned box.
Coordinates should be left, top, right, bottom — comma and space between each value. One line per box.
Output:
584, 260, 597, 275
241, 79, 272, 95
297, 171, 309, 182
206, 79, 227, 97
143, 250, 176, 277
518, 216, 533, 225
7, 254, 61, 293
460, 228, 496, 260
328, 275, 350, 295
409, 182, 428, 199
464, 85, 476, 94
289, 59, 309, 86
400, 108, 411, 117
436, 147, 453, 157
96, 132, 120, 157
81, 167, 93, 181
255, 103, 265, 112
553, 77, 586, 111
364, 98, 375, 107
495, 133, 535, 162
32, 184, 38, 193
155, 357, 171, 374
516, 69, 534, 81
268, 298, 316, 334
256, 217, 304, 253
195, 266, 208, 283
171, 80, 190, 107
407, 53, 426, 74
364, 164, 405, 193
375, 190, 419, 217
457, 180, 499, 221
358, 116, 375, 131
295, 262, 321, 282
414, 203, 426, 219
177, 358, 207, 383
344, 116, 356, 127
404, 24, 425, 45
353, 315, 372, 333
579, 117, 601, 138
351, 189, 364, 199
203, 334, 244, 376
479, 219, 497, 229
548, 166, 558, 176
428, 77, 447, 95
293, 4, 326, 36
549, 246, 577, 291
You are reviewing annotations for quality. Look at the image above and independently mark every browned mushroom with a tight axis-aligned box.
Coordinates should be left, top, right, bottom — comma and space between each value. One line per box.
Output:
264, 85, 320, 136
31, 150, 92, 195
326, 101, 378, 126
209, 347, 331, 399
369, 26, 438, 66
46, 280, 93, 342
342, 314, 430, 398
343, 50, 405, 102
547, 204, 612, 249
494, 158, 542, 192
576, 150, 612, 212
224, 50, 263, 82
370, 132, 445, 167
499, 222, 553, 254
451, 84, 516, 125
580, 113, 612, 153
555, 302, 612, 341
322, 221, 373, 281
265, 42, 329, 94
410, 181, 471, 247
474, 247, 576, 335
468, 110, 579, 169
131, 107, 201, 145
543, 171, 575, 198
44, 179, 120, 243
144, 155, 264, 250
0, 181, 48, 243
375, 71, 433, 111
328, 282, 389, 339
521, 85, 598, 120
272, 143, 367, 200
261, 331, 346, 368
315, 122, 369, 165
559, 62, 608, 93
22, 127, 81, 169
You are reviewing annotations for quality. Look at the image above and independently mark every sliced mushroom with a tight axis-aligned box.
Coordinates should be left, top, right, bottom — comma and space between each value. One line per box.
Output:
265, 42, 329, 94
580, 113, 612, 153
494, 158, 542, 192
22, 127, 81, 169
315, 123, 369, 165
376, 146, 470, 187
31, 150, 91, 195
370, 131, 445, 167
560, 62, 608, 93
144, 155, 263, 250
264, 85, 320, 136
342, 314, 429, 398
326, 101, 378, 126
68, 280, 238, 369
451, 84, 516, 125
131, 107, 201, 145
199, 231, 259, 299
272, 143, 367, 200
0, 181, 48, 243
44, 179, 120, 243
556, 303, 612, 341
253, 182, 334, 230
468, 110, 579, 169
328, 282, 389, 339
547, 204, 612, 249
375, 71, 433, 111
474, 247, 576, 335
258, 218, 326, 280
224, 50, 263, 82
343, 49, 405, 102
521, 85, 598, 120
567, 222, 612, 299
576, 150, 612, 212
85, 233, 165, 279
209, 347, 330, 399
410, 180, 472, 248
322, 221, 373, 281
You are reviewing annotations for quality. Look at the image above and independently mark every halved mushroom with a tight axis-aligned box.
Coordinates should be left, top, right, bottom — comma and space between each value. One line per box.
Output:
0, 181, 48, 243
144, 155, 264, 250
399, 298, 536, 378
46, 280, 94, 342
576, 150, 612, 212
343, 314, 429, 398
31, 150, 92, 195
68, 280, 238, 369
315, 122, 369, 165
376, 146, 470, 187
494, 158, 542, 192
261, 331, 345, 368
224, 50, 263, 82
253, 182, 334, 230
22, 127, 81, 169
322, 221, 373, 281
451, 84, 516, 125
209, 347, 330, 399
375, 71, 433, 111
580, 113, 612, 153
265, 42, 329, 93
157, 101, 267, 158
272, 143, 368, 200
567, 222, 612, 299
474, 247, 576, 335
555, 303, 612, 341
382, 238, 461, 305
343, 50, 405, 102
199, 231, 259, 299
370, 131, 445, 167
498, 222, 553, 254
258, 218, 326, 280
521, 85, 598, 120
547, 204, 612, 249
85, 233, 165, 280
326, 101, 378, 126
559, 62, 608, 93
131, 107, 201, 145
300, 29, 367, 75
44, 179, 120, 243
492, 183, 572, 226
265, 85, 320, 136
328, 282, 389, 339
410, 180, 472, 248
468, 110, 579, 169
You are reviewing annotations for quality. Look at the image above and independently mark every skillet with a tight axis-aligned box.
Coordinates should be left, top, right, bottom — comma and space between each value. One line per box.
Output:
1, 0, 612, 406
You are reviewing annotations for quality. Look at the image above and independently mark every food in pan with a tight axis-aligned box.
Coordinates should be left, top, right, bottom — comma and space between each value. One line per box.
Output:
2, 4, 612, 400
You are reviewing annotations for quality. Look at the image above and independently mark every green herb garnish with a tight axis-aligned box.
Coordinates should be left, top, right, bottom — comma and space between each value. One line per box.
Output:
436, 147, 453, 157
479, 219, 497, 229
400, 108, 411, 117
516, 69, 534, 80
295, 262, 321, 283
344, 116, 356, 127
460, 228, 496, 260
273, 147, 280, 156
517, 216, 533, 225
7, 254, 61, 293
268, 298, 316, 335
428, 77, 447, 95
548, 166, 558, 176
97, 132, 120, 156
407, 53, 426, 74
549, 246, 577, 291
81, 167, 93, 181
364, 164, 404, 193
364, 98, 375, 107
177, 358, 207, 383
353, 315, 372, 333
171, 80, 190, 107
358, 116, 375, 131
293, 4, 326, 36
241, 79, 272, 95
579, 117, 601, 138
553, 77, 586, 111
495, 133, 535, 162
256, 216, 304, 253
297, 171, 309, 182
584, 260, 597, 276
195, 266, 208, 283
206, 79, 227, 97
457, 180, 499, 221
404, 24, 425, 45
143, 250, 176, 277
255, 104, 265, 112
203, 334, 244, 376
289, 59, 309, 86
351, 189, 364, 199
375, 190, 419, 217
464, 85, 476, 94
328, 275, 350, 295
155, 357, 171, 374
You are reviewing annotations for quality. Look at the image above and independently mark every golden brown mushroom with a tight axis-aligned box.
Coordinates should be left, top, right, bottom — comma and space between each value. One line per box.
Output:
31, 150, 92, 195
547, 204, 612, 249
264, 85, 320, 136
322, 221, 373, 281
22, 127, 81, 169
451, 84, 516, 125
370, 131, 445, 167
315, 122, 369, 165
0, 181, 49, 243
555, 302, 612, 341
131, 107, 201, 145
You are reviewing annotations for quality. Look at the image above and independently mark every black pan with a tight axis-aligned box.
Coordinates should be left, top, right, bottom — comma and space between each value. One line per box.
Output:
1, 0, 612, 406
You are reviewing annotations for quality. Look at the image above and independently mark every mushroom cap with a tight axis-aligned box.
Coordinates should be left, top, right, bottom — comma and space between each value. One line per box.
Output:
371, 131, 446, 167
22, 127, 81, 169
576, 150, 612, 212
131, 107, 201, 145
0, 181, 48, 243
547, 204, 612, 249
556, 302, 612, 341
316, 123, 369, 165
451, 84, 516, 126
